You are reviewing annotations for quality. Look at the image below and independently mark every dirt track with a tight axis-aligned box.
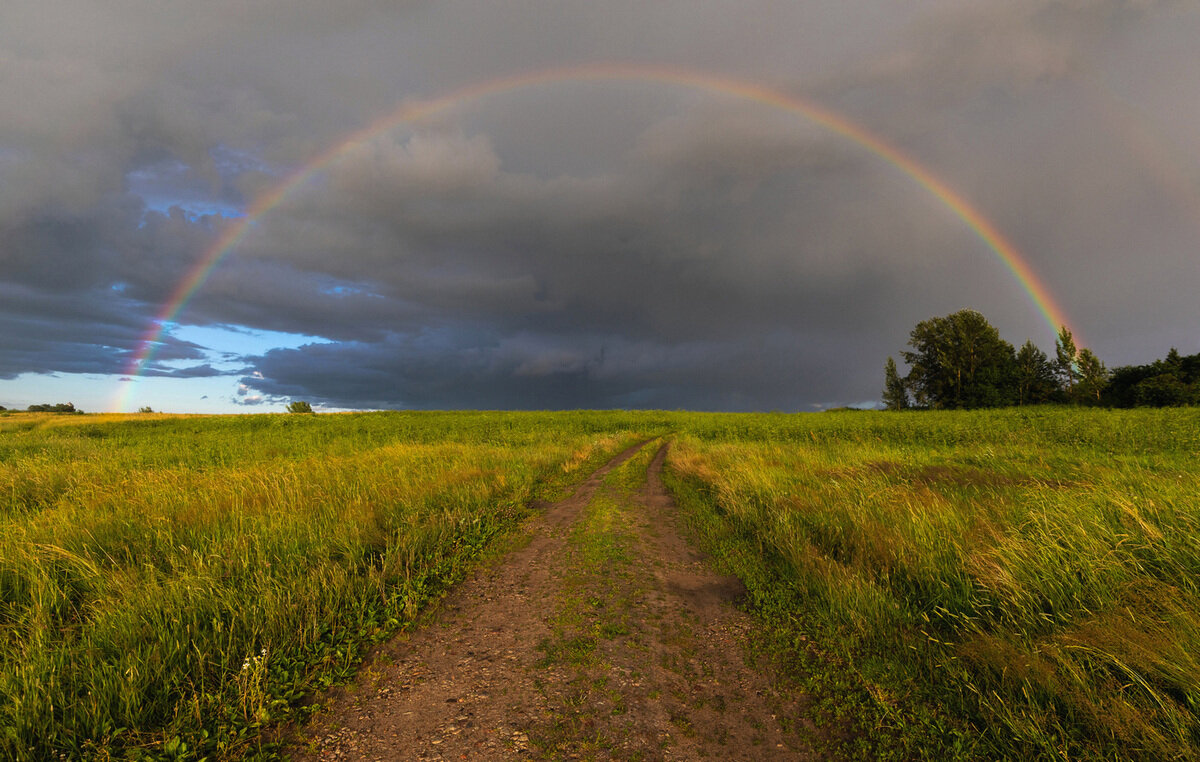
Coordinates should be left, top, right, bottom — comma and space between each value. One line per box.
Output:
289, 440, 825, 760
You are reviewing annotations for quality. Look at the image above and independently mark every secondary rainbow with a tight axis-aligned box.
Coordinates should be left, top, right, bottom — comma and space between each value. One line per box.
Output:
116, 62, 1076, 411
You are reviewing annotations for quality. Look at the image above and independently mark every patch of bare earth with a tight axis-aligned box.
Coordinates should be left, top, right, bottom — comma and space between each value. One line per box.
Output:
287, 441, 828, 760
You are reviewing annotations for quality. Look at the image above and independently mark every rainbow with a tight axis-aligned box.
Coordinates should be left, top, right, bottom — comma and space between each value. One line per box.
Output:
115, 62, 1076, 411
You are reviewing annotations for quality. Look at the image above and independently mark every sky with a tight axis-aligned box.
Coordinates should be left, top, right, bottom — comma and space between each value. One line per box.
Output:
1, 0, 1198, 413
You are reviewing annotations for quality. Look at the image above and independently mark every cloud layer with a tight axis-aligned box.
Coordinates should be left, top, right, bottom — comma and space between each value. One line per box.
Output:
2, 1, 1198, 410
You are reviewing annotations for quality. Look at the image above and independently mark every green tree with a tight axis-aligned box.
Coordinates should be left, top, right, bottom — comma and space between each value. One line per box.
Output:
882, 356, 909, 410
1106, 347, 1200, 407
1165, 347, 1183, 370
27, 402, 80, 413
1133, 374, 1193, 407
1054, 326, 1079, 396
900, 309, 1017, 409
286, 400, 314, 414
1075, 348, 1108, 405
1015, 340, 1057, 405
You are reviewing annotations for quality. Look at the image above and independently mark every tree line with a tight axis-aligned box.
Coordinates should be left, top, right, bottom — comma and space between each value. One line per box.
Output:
883, 309, 1198, 409
18, 402, 85, 414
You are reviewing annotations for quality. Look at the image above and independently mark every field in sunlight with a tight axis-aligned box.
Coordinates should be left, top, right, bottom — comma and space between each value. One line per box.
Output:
665, 407, 1200, 760
3, 408, 1197, 760
0, 410, 670, 760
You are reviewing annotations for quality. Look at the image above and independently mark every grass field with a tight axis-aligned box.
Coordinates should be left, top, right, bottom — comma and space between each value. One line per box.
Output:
0, 411, 671, 760
665, 408, 1200, 760
2, 407, 1198, 760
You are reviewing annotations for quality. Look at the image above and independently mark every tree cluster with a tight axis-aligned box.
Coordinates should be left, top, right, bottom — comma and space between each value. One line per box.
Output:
882, 309, 1118, 410
25, 402, 83, 414
1104, 348, 1200, 407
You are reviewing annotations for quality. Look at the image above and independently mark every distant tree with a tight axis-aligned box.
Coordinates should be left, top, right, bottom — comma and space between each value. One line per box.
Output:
901, 309, 1018, 409
1014, 340, 1058, 405
286, 400, 314, 414
1135, 374, 1193, 407
1106, 347, 1200, 407
1054, 327, 1079, 396
1075, 349, 1108, 405
138, 406, 154, 414
882, 356, 909, 410
27, 402, 80, 414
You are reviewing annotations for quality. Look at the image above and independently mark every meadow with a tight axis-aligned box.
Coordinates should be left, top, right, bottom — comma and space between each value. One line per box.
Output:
0, 410, 672, 760
665, 408, 1200, 760
2, 407, 1198, 760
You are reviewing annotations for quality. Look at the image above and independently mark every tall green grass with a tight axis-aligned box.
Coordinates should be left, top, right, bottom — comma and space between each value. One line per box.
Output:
7, 408, 1196, 760
665, 408, 1200, 759
0, 411, 671, 760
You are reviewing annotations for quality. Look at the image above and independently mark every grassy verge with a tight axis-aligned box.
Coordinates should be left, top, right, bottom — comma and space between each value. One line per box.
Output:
0, 411, 672, 761
663, 408, 1200, 760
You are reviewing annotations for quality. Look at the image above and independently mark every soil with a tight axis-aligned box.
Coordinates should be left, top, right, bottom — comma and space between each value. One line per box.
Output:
287, 440, 827, 760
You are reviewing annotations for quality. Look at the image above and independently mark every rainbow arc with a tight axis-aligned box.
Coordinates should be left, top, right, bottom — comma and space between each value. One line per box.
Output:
115, 63, 1076, 411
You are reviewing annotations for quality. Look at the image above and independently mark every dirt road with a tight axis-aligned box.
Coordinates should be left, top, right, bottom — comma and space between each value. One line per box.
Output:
289, 440, 824, 760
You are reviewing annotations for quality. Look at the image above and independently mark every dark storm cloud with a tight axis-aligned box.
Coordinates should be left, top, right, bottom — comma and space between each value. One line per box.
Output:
242, 328, 857, 411
0, 278, 211, 379
0, 196, 238, 377
2, 1, 1198, 409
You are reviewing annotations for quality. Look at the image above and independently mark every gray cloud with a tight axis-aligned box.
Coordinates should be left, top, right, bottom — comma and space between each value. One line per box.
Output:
241, 328, 857, 411
2, 1, 1198, 410
142, 364, 232, 380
